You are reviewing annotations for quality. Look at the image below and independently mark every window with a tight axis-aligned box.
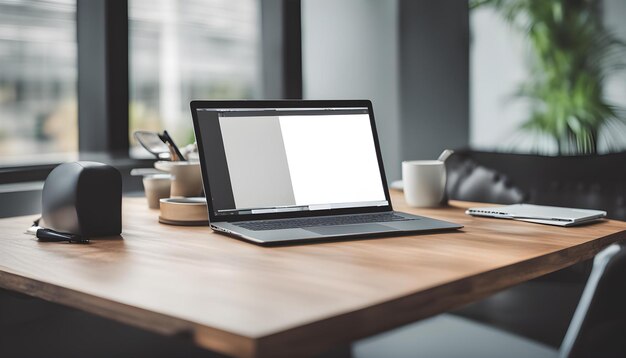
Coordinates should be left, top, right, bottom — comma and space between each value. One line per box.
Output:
0, 0, 77, 166
128, 0, 261, 155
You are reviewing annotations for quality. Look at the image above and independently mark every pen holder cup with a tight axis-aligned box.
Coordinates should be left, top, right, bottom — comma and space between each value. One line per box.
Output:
154, 161, 203, 198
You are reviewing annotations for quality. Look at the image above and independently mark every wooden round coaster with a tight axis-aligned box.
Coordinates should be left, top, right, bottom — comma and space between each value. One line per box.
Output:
159, 197, 209, 226
158, 216, 208, 226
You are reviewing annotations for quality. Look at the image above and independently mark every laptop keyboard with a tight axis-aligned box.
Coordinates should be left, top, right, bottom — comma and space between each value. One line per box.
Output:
235, 212, 412, 231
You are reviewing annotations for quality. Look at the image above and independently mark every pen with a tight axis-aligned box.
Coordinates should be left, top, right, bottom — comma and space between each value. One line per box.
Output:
159, 130, 185, 161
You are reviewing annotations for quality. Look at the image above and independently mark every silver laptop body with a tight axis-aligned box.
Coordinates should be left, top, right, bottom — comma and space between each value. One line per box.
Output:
191, 100, 461, 245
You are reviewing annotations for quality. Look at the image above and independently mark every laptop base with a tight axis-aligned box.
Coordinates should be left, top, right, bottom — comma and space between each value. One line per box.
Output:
210, 211, 462, 246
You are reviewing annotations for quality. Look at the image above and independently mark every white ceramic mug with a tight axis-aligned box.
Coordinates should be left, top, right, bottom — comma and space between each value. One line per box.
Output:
402, 160, 446, 207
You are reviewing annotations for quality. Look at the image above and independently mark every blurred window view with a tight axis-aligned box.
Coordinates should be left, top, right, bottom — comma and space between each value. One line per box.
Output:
0, 0, 77, 166
129, 0, 260, 155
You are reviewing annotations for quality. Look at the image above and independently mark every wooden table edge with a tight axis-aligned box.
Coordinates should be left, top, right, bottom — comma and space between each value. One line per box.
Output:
252, 228, 626, 358
2, 215, 626, 358
0, 269, 255, 358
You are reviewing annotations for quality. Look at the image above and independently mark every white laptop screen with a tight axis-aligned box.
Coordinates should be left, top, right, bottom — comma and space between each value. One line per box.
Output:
195, 107, 388, 218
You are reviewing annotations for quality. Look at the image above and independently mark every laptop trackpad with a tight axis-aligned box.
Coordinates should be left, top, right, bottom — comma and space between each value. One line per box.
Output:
305, 223, 393, 236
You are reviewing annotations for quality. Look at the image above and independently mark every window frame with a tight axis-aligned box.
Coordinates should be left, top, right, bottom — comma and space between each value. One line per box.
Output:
77, 0, 130, 154
0, 0, 303, 185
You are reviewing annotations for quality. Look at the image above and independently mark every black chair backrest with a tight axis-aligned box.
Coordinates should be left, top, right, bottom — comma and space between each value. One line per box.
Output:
445, 150, 626, 220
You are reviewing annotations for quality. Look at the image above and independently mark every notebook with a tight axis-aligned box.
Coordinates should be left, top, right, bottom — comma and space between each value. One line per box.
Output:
466, 204, 606, 227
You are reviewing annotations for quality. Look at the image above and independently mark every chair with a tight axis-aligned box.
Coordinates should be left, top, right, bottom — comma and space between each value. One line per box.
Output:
445, 150, 626, 221
443, 149, 626, 345
354, 244, 626, 358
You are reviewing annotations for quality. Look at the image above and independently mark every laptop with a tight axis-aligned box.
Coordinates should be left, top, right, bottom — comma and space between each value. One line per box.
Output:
466, 204, 606, 226
190, 100, 462, 245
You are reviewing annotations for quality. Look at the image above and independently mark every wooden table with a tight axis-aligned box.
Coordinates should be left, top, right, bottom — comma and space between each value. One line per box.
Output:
1, 190, 625, 358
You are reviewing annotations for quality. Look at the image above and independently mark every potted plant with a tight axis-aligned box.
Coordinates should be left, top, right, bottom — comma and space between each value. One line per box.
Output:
471, 0, 626, 155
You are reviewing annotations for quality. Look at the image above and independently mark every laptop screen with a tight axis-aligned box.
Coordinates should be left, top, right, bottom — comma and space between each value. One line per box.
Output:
193, 104, 389, 219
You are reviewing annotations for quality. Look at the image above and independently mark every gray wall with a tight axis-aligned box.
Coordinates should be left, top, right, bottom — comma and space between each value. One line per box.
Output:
302, 0, 470, 181
301, 0, 401, 181
399, 1, 469, 162
603, 0, 626, 150
469, 6, 532, 152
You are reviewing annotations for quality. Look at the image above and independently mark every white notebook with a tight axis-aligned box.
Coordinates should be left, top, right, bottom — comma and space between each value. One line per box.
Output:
466, 204, 607, 227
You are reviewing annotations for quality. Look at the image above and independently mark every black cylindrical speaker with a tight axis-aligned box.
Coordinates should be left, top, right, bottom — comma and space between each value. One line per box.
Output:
42, 161, 122, 237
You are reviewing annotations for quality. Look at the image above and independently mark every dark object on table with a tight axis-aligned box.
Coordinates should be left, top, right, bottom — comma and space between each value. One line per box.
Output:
35, 227, 90, 244
42, 162, 122, 238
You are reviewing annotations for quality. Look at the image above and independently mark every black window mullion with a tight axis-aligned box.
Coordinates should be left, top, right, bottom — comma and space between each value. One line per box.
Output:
261, 0, 303, 99
282, 0, 302, 99
77, 0, 129, 154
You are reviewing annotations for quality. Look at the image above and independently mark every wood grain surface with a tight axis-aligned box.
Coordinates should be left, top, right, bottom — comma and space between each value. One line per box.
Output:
1, 190, 625, 358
